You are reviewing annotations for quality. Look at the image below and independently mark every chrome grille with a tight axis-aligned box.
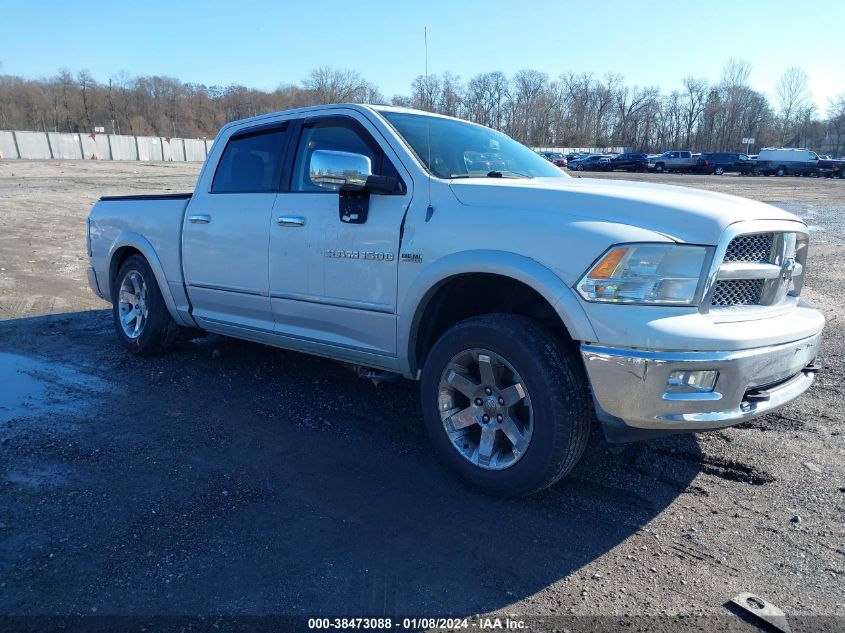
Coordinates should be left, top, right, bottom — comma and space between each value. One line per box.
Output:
711, 279, 765, 306
706, 230, 806, 312
723, 233, 774, 262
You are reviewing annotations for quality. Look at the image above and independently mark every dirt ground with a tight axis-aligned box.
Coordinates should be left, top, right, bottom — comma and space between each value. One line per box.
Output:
0, 161, 843, 628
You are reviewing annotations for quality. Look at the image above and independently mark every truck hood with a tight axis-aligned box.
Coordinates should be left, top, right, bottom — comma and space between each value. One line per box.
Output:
448, 177, 802, 244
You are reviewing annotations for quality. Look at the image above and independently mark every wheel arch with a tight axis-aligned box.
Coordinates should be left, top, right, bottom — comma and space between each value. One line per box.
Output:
107, 232, 187, 326
398, 250, 597, 379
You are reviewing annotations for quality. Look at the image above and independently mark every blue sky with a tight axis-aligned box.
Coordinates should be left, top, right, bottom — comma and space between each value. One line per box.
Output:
2, 0, 843, 113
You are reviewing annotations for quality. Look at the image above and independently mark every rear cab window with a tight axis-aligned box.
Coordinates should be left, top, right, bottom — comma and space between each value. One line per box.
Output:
211, 124, 290, 193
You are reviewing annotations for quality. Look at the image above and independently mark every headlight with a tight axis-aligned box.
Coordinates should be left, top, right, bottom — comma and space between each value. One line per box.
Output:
576, 243, 710, 305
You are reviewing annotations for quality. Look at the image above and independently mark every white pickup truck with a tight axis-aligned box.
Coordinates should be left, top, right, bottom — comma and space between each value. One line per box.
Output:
87, 104, 824, 496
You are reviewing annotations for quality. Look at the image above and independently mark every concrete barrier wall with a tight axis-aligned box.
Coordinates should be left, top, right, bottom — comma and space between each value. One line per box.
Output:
77, 133, 97, 159
184, 138, 206, 162
109, 134, 138, 161
136, 136, 163, 161
47, 133, 83, 159
1, 129, 216, 162
167, 138, 186, 162
0, 131, 17, 158
161, 138, 174, 161
95, 135, 112, 160
533, 146, 627, 154
15, 131, 53, 159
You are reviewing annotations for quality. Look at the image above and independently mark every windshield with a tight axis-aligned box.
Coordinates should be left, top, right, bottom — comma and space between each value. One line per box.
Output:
380, 111, 564, 179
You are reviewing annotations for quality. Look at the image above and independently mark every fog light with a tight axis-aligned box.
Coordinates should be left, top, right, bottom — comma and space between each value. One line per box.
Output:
666, 370, 719, 393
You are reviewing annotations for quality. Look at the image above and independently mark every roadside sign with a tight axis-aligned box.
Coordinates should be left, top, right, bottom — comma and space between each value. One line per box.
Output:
742, 137, 755, 145
94, 126, 105, 133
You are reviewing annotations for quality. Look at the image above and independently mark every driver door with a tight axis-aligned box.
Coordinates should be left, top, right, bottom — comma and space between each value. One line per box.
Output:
268, 113, 412, 358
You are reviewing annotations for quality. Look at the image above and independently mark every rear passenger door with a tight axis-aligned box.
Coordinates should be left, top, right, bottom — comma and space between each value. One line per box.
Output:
182, 122, 291, 331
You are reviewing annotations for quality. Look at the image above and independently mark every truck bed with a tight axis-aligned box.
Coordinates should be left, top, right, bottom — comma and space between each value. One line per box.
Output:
88, 193, 193, 305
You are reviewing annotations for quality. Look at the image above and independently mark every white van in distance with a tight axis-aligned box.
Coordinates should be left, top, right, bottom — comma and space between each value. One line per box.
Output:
756, 148, 820, 177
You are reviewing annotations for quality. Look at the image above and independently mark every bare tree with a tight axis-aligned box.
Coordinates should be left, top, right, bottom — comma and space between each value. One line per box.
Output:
681, 76, 707, 147
776, 67, 813, 144
0, 63, 838, 153
303, 67, 377, 104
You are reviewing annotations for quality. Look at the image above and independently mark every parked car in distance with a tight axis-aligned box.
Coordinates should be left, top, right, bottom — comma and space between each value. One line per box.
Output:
756, 148, 821, 177
648, 150, 697, 173
568, 154, 610, 171
817, 156, 845, 178
603, 152, 649, 172
566, 152, 590, 162
539, 151, 568, 168
696, 152, 756, 175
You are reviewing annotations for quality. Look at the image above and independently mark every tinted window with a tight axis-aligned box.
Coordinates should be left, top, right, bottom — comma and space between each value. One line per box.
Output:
211, 125, 288, 193
291, 119, 386, 193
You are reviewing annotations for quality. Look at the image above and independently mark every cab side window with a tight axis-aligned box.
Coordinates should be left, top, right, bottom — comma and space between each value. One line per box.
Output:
291, 119, 401, 193
211, 124, 289, 194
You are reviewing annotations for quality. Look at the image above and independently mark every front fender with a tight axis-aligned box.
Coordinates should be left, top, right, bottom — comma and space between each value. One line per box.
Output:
398, 249, 597, 378
106, 231, 193, 327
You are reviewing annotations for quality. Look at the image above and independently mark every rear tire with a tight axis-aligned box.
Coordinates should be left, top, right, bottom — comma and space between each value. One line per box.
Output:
576, 164, 584, 171
776, 166, 786, 177
112, 254, 180, 355
714, 166, 725, 175
420, 314, 592, 497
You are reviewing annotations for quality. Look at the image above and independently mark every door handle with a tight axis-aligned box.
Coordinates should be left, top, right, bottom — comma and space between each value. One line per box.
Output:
188, 214, 211, 224
276, 216, 306, 227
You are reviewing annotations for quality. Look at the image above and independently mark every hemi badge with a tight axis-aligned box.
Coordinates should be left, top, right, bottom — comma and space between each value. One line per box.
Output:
401, 253, 423, 263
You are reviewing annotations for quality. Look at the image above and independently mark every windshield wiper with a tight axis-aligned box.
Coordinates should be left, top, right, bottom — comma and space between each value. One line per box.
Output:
450, 171, 532, 179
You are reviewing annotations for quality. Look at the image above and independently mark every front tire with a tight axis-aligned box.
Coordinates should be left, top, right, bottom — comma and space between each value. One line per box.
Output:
420, 314, 592, 496
576, 164, 584, 171
714, 166, 725, 175
112, 254, 179, 355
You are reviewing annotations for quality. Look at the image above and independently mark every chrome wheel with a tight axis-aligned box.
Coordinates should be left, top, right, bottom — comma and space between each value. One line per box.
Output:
117, 270, 148, 339
437, 348, 533, 470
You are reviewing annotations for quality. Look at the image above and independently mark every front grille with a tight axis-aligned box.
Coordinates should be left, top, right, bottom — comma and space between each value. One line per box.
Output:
707, 231, 805, 311
723, 233, 774, 263
711, 279, 765, 306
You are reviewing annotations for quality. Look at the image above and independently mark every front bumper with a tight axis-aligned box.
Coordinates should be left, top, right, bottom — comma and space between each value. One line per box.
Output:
581, 332, 822, 437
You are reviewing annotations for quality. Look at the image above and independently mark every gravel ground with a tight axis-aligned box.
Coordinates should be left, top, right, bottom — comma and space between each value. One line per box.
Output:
0, 161, 843, 628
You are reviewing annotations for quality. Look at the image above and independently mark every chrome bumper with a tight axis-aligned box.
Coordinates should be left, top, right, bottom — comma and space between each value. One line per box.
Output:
581, 332, 821, 433
87, 266, 106, 300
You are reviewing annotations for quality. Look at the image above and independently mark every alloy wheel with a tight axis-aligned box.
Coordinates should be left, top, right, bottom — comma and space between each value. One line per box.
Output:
437, 348, 533, 470
117, 270, 148, 339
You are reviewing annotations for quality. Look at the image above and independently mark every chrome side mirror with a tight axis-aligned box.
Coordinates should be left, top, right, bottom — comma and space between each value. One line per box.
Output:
309, 150, 372, 190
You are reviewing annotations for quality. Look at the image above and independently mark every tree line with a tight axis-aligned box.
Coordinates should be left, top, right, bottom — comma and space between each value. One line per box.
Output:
1, 60, 843, 155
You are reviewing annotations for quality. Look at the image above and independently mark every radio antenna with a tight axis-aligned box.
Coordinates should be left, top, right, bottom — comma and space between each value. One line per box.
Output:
424, 26, 434, 220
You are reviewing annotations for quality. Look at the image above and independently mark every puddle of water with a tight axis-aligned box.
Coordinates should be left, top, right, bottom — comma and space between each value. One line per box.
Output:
0, 351, 107, 426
